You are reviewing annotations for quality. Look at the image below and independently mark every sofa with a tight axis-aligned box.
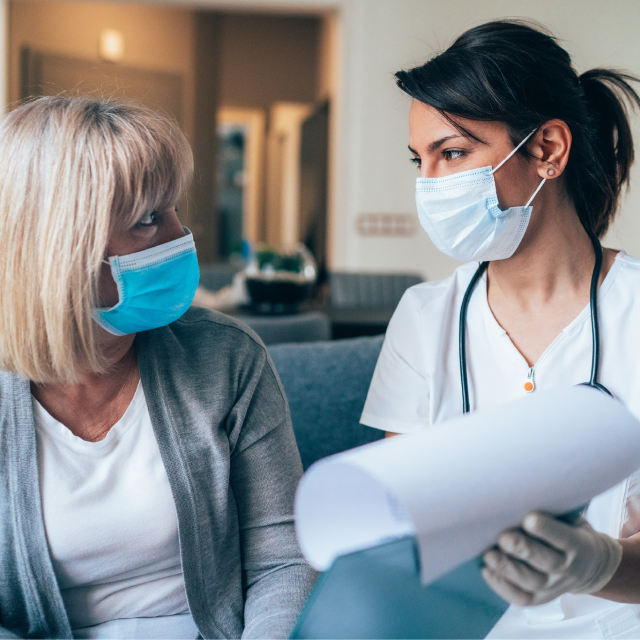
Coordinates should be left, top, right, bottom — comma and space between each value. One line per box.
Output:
268, 334, 385, 470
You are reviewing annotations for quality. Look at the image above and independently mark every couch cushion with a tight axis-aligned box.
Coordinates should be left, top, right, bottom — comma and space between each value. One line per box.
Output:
241, 311, 331, 345
269, 335, 385, 470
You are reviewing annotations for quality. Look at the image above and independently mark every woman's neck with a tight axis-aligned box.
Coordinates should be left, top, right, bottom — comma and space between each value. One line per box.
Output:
30, 334, 140, 441
488, 200, 595, 307
485, 192, 615, 366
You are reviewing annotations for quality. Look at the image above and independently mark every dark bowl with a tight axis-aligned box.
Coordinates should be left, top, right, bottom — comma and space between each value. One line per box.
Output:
246, 278, 312, 308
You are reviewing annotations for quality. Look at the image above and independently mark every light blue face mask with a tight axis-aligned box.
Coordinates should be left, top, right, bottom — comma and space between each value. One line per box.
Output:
415, 130, 546, 262
93, 228, 200, 336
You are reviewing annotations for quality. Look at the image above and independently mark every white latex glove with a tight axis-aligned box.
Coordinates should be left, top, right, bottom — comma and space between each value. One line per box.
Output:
482, 512, 623, 606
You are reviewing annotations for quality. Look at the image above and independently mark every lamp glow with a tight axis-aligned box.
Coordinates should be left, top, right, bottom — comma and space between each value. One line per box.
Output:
99, 29, 124, 62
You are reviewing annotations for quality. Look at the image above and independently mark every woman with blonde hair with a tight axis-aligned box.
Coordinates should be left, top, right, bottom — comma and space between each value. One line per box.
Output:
0, 96, 315, 639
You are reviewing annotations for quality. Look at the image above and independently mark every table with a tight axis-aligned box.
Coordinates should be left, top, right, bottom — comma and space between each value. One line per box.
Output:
325, 306, 396, 340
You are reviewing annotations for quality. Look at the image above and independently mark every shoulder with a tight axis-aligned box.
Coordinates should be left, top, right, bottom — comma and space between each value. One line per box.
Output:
139, 306, 272, 381
611, 251, 640, 275
383, 262, 479, 359
601, 251, 640, 301
174, 306, 266, 353
173, 306, 265, 348
396, 262, 479, 321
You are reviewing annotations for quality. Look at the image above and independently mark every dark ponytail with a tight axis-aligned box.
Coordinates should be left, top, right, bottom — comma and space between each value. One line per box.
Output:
396, 20, 640, 238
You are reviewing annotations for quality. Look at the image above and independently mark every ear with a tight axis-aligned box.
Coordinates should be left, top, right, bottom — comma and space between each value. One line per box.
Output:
527, 119, 572, 180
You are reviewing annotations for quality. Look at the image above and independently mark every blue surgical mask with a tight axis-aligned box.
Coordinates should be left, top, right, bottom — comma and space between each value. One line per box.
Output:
415, 130, 546, 262
93, 228, 200, 336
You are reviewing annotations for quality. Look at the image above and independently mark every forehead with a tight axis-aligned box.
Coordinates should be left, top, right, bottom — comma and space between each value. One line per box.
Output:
408, 99, 510, 148
409, 101, 456, 141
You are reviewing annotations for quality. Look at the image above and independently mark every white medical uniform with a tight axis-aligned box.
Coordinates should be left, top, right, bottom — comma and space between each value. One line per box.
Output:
361, 251, 640, 639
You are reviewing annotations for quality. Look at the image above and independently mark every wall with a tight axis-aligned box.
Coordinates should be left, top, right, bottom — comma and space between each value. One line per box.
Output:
316, 10, 338, 102
218, 12, 320, 110
0, 0, 6, 114
191, 13, 221, 261
9, 0, 196, 139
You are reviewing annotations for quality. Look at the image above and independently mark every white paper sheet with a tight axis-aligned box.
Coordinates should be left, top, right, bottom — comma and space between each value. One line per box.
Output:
295, 386, 640, 585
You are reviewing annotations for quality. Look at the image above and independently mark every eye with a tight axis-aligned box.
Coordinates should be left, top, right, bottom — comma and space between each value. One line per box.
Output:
443, 149, 465, 161
137, 211, 158, 227
410, 156, 421, 168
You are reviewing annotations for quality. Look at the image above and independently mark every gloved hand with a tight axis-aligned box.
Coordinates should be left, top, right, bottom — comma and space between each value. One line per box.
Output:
481, 511, 623, 606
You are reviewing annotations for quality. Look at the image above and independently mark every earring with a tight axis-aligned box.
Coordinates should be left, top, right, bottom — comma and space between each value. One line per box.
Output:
547, 168, 556, 176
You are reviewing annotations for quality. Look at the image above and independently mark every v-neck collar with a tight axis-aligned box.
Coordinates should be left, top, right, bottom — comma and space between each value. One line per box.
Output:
477, 251, 625, 370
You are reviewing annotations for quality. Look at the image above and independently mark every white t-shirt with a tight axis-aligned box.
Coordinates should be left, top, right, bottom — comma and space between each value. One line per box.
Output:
361, 251, 640, 639
34, 382, 198, 639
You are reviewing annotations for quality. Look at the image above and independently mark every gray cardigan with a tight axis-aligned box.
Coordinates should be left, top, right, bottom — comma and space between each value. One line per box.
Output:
0, 307, 316, 639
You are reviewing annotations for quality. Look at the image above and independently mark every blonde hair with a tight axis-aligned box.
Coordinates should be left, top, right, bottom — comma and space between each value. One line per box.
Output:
0, 96, 194, 383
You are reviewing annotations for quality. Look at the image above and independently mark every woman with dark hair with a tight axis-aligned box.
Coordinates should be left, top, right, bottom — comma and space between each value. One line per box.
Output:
360, 20, 640, 638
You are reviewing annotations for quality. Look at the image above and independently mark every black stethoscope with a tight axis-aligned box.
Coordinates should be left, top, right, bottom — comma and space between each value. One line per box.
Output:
459, 232, 612, 414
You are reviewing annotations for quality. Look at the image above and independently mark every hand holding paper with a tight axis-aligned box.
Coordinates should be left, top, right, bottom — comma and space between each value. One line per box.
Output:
482, 512, 623, 606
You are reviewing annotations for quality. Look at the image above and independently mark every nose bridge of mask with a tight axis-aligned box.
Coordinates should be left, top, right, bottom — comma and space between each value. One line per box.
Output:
490, 129, 546, 208
102, 227, 193, 270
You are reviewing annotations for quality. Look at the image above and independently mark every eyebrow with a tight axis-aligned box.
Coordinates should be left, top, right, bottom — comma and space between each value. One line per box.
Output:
416, 134, 469, 156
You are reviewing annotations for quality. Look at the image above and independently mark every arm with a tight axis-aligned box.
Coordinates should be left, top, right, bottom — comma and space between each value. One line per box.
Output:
229, 354, 317, 639
360, 291, 430, 435
593, 533, 640, 603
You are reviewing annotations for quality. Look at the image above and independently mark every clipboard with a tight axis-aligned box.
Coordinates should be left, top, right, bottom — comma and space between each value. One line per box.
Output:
291, 509, 584, 639
290, 535, 507, 639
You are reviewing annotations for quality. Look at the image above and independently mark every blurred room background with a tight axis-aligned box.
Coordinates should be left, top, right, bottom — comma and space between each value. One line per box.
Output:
2, 0, 640, 342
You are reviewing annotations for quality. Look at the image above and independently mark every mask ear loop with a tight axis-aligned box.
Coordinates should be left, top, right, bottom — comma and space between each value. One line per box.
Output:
490, 128, 547, 207
525, 177, 546, 207
490, 129, 537, 175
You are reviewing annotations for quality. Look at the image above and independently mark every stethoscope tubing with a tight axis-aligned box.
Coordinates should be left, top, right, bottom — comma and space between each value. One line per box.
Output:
459, 234, 612, 414
587, 233, 610, 394
459, 261, 489, 414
